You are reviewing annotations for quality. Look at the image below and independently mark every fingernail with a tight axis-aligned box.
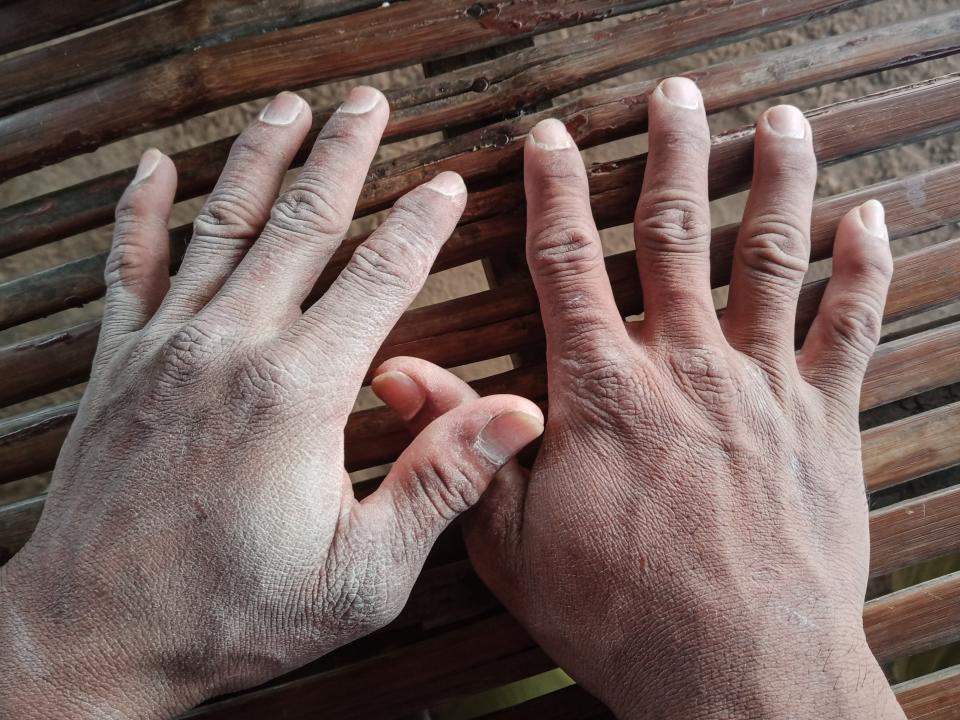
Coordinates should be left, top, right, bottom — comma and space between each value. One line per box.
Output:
656, 77, 700, 110
475, 410, 544, 466
859, 199, 887, 239
133, 148, 162, 184
424, 171, 466, 198
338, 86, 383, 114
529, 118, 571, 150
259, 92, 306, 126
765, 105, 806, 139
371, 371, 425, 421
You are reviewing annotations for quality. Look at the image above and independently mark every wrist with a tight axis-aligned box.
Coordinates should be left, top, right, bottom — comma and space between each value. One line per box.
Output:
0, 551, 200, 720
608, 623, 905, 720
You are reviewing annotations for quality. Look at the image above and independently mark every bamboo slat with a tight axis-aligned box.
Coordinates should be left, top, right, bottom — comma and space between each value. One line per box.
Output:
0, 0, 659, 181
0, 1, 385, 115
866, 571, 960, 666
894, 665, 960, 720
871, 483, 960, 578
1, 9, 954, 259
863, 403, 960, 495
0, 0, 168, 55
478, 665, 960, 719
862, 322, 960, 411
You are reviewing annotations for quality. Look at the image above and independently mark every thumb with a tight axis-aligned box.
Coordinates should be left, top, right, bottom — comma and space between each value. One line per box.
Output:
358, 393, 542, 567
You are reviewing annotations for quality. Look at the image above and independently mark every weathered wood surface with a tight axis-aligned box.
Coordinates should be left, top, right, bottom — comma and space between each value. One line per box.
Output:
0, 0, 660, 181
2, 8, 953, 259
0, 0, 168, 55
0, 0, 385, 114
894, 665, 960, 720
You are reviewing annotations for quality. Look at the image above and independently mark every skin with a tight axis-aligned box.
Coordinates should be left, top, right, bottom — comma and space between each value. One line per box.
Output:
0, 87, 543, 719
374, 78, 906, 719
0, 78, 904, 719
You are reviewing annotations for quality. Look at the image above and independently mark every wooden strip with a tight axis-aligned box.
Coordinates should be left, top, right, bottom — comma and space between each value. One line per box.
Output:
477, 685, 612, 720
0, 0, 657, 181
0, 0, 167, 55
871, 482, 960, 578
894, 665, 960, 720
0, 321, 99, 408
3, 75, 959, 337
0, 7, 949, 259
0, 496, 43, 565
0, 1, 385, 115
479, 664, 960, 719
863, 403, 960, 494
183, 613, 551, 720
866, 570, 960, 665
862, 322, 960, 411
0, 404, 75, 483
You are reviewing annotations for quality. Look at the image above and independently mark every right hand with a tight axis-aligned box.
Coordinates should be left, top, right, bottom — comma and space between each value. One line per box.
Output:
374, 77, 904, 718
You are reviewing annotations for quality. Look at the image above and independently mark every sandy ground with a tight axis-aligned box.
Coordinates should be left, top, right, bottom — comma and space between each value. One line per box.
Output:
1, 0, 957, 507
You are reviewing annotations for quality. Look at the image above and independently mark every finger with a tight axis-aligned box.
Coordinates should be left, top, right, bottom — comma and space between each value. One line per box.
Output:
358, 394, 543, 569
798, 201, 893, 408
523, 118, 627, 363
634, 77, 718, 344
371, 357, 531, 586
290, 172, 466, 385
157, 91, 311, 324
97, 148, 176, 366
722, 105, 816, 371
211, 86, 389, 327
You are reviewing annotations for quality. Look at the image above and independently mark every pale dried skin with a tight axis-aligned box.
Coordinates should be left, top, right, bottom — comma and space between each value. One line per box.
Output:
0, 88, 542, 720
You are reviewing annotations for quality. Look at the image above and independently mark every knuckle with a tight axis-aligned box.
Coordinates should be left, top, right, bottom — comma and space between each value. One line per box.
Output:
826, 296, 882, 357
157, 321, 224, 382
342, 241, 409, 292
562, 347, 646, 423
737, 215, 810, 282
270, 182, 346, 239
409, 460, 479, 524
530, 224, 602, 276
635, 190, 710, 251
666, 345, 738, 413
844, 243, 894, 284
193, 188, 263, 241
232, 353, 297, 414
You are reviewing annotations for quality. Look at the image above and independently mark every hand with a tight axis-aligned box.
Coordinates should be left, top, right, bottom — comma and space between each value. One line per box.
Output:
374, 78, 905, 718
0, 87, 543, 719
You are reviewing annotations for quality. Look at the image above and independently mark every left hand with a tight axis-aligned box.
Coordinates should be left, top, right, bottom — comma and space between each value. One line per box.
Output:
0, 86, 543, 720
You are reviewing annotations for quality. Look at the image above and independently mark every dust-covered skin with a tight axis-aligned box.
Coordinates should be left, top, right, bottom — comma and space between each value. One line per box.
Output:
375, 78, 906, 719
0, 88, 543, 719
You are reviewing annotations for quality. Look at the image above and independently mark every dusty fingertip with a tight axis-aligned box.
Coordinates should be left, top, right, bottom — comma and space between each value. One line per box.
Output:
528, 118, 572, 151
258, 91, 307, 126
371, 370, 426, 421
133, 148, 163, 184
338, 85, 385, 114
763, 104, 807, 140
858, 199, 887, 240
424, 171, 467, 198
655, 76, 701, 110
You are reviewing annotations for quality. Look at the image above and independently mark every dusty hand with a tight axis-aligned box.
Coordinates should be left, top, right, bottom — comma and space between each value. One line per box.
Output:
0, 88, 543, 719
375, 78, 904, 718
